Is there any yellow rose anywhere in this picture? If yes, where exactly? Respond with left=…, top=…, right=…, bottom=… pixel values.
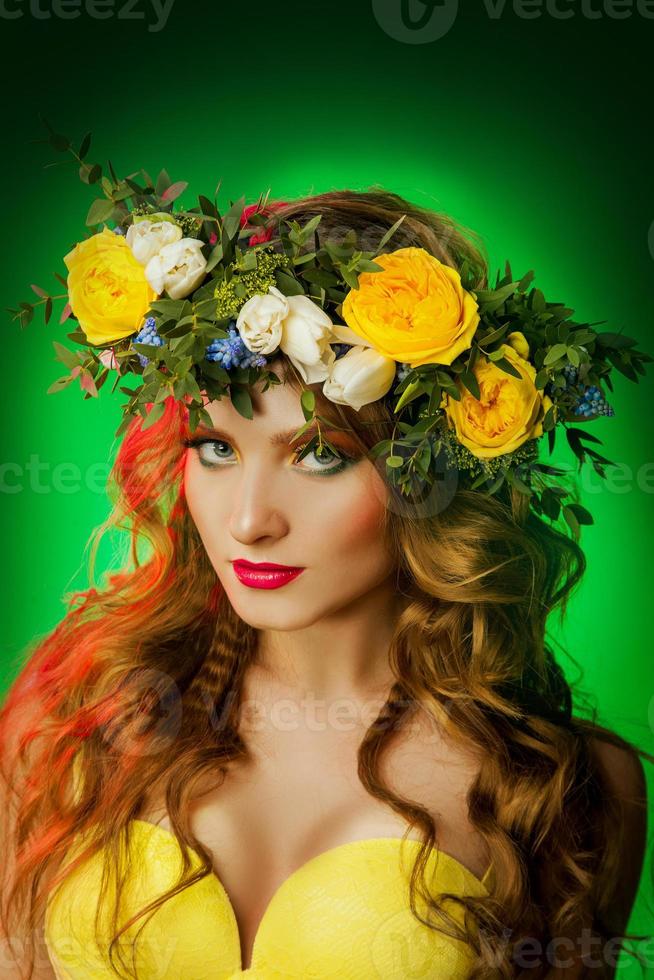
left=444, top=343, right=553, bottom=459
left=341, top=246, right=480, bottom=367
left=64, top=226, right=157, bottom=346
left=506, top=330, right=530, bottom=360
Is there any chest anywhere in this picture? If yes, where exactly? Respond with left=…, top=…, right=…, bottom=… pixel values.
left=137, top=709, right=489, bottom=969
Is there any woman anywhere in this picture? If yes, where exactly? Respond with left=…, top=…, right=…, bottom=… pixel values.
left=0, top=187, right=651, bottom=980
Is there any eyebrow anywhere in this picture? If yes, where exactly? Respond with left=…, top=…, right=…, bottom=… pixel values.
left=190, top=423, right=349, bottom=447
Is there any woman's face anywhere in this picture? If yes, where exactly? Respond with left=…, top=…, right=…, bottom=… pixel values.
left=183, top=370, right=395, bottom=631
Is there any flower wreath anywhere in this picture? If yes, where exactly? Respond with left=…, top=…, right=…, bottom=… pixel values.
left=11, top=121, right=653, bottom=537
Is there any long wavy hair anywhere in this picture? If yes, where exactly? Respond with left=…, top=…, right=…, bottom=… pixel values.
left=1, top=188, right=652, bottom=979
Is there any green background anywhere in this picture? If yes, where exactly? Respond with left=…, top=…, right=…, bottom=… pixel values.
left=1, top=0, right=652, bottom=972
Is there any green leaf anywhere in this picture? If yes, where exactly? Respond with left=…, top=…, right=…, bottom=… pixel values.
left=292, top=434, right=320, bottom=462
left=594, top=331, right=638, bottom=350
left=475, top=281, right=519, bottom=312
left=459, top=370, right=480, bottom=400
left=478, top=323, right=509, bottom=347
left=49, top=132, right=70, bottom=152
left=566, top=346, right=580, bottom=367
left=199, top=194, right=219, bottom=219
left=155, top=169, right=171, bottom=197
left=222, top=195, right=247, bottom=241
left=274, top=270, right=305, bottom=296
left=540, top=488, right=561, bottom=520
left=302, top=267, right=339, bottom=288
left=494, top=357, right=522, bottom=379
left=20, top=303, right=34, bottom=327
left=394, top=379, right=423, bottom=412
left=201, top=360, right=230, bottom=384
left=78, top=132, right=92, bottom=159
left=518, top=270, right=536, bottom=292
left=205, top=243, right=224, bottom=273
left=375, top=215, right=407, bottom=253
left=566, top=503, right=593, bottom=525
left=566, top=427, right=604, bottom=446
left=470, top=470, right=493, bottom=490
left=299, top=214, right=322, bottom=239
left=542, top=405, right=557, bottom=431
left=606, top=350, right=638, bottom=382
left=356, top=259, right=385, bottom=273
left=562, top=505, right=580, bottom=538
left=483, top=469, right=507, bottom=495
left=507, top=469, right=532, bottom=496
left=86, top=198, right=115, bottom=226
left=52, top=340, right=81, bottom=370
left=344, top=267, right=364, bottom=291
left=47, top=374, right=76, bottom=394
left=149, top=299, right=188, bottom=317
left=570, top=329, right=597, bottom=346
left=230, top=385, right=253, bottom=419
left=300, top=389, right=315, bottom=421
left=161, top=181, right=188, bottom=203
left=543, top=343, right=568, bottom=365
left=140, top=401, right=166, bottom=431
left=386, top=455, right=405, bottom=468
left=441, top=383, right=461, bottom=401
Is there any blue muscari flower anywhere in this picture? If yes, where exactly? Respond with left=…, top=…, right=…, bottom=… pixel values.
left=573, top=384, right=615, bottom=418
left=562, top=364, right=578, bottom=386
left=544, top=364, right=614, bottom=417
left=135, top=316, right=164, bottom=368
left=205, top=322, right=267, bottom=370
left=332, top=343, right=352, bottom=360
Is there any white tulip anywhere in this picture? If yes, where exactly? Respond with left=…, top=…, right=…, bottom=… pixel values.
left=330, top=322, right=376, bottom=349
left=322, top=346, right=396, bottom=411
left=278, top=294, right=338, bottom=383
left=236, top=286, right=289, bottom=356
left=145, top=238, right=208, bottom=300
left=125, top=218, right=182, bottom=266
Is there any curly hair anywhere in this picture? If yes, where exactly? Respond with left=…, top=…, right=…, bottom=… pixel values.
left=1, top=187, right=651, bottom=979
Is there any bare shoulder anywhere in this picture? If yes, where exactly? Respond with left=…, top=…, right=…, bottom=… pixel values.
left=586, top=729, right=649, bottom=934
left=587, top=731, right=648, bottom=804
left=381, top=706, right=492, bottom=875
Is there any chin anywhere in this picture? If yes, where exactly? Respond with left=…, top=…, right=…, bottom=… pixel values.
left=223, top=592, right=325, bottom=632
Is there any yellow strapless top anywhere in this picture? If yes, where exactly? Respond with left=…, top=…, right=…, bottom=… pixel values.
left=44, top=818, right=493, bottom=979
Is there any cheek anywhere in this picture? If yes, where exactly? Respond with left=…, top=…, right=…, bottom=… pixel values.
left=183, top=457, right=223, bottom=546
left=344, top=492, right=386, bottom=541
left=317, top=469, right=390, bottom=568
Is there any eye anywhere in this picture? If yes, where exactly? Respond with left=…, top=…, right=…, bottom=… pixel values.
left=182, top=436, right=356, bottom=476
left=292, top=442, right=353, bottom=476
left=183, top=438, right=237, bottom=468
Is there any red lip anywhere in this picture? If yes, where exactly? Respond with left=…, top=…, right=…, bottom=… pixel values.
left=231, top=559, right=305, bottom=590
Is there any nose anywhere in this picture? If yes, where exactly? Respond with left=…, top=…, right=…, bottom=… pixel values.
left=228, top=462, right=290, bottom=546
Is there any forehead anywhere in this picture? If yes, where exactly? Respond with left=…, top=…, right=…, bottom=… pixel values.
left=201, top=376, right=308, bottom=437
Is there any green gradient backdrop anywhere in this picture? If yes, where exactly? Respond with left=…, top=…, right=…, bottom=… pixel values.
left=1, top=1, right=653, bottom=973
